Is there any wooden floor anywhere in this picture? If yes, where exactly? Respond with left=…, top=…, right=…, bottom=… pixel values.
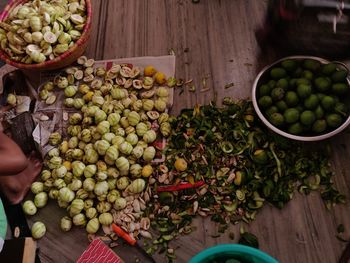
left=7, top=0, right=350, bottom=262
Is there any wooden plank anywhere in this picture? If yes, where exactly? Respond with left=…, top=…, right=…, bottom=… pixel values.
left=12, top=0, right=350, bottom=263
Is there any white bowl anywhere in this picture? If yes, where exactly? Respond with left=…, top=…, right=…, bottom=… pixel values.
left=252, top=56, right=350, bottom=141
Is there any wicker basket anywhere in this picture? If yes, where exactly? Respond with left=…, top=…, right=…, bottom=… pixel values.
left=0, top=0, right=92, bottom=71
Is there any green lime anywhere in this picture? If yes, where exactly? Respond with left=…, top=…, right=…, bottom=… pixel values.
left=285, top=91, right=299, bottom=106
left=292, top=67, right=303, bottom=78
left=289, top=78, right=298, bottom=88
left=296, top=105, right=304, bottom=113
left=276, top=100, right=288, bottom=112
left=269, top=112, right=284, bottom=127
left=265, top=106, right=279, bottom=117
left=304, top=94, right=319, bottom=109
left=331, top=95, right=340, bottom=103
left=270, top=67, right=287, bottom=79
left=314, top=105, right=325, bottom=119
left=284, top=108, right=300, bottom=124
left=259, top=84, right=272, bottom=96
left=317, top=93, right=326, bottom=100
left=253, top=149, right=269, bottom=164
left=296, top=78, right=310, bottom=86
left=314, top=77, right=331, bottom=92
left=302, top=70, right=313, bottom=81
left=303, top=59, right=321, bottom=72
left=312, top=119, right=327, bottom=133
left=258, top=96, right=273, bottom=109
left=288, top=122, right=303, bottom=135
left=334, top=102, right=348, bottom=117
left=332, top=70, right=348, bottom=83
left=332, top=83, right=349, bottom=95
left=271, top=87, right=285, bottom=101
left=276, top=78, right=289, bottom=90
left=321, top=96, right=335, bottom=111
left=281, top=59, right=298, bottom=72
left=300, top=110, right=316, bottom=125
left=326, top=113, right=343, bottom=128
left=297, top=84, right=312, bottom=98
left=267, top=80, right=276, bottom=88
left=321, top=63, right=337, bottom=75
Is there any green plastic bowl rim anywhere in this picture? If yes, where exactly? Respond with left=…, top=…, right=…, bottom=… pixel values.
left=188, top=244, right=279, bottom=263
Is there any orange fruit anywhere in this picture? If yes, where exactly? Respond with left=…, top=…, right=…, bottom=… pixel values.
left=155, top=71, right=167, bottom=85
left=174, top=158, right=187, bottom=172
left=144, top=66, right=156, bottom=77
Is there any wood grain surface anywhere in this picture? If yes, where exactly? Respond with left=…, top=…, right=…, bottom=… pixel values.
left=17, top=0, right=350, bottom=262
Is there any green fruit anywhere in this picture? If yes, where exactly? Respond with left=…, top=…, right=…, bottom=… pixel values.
left=332, top=83, right=349, bottom=95
left=314, top=77, right=331, bottom=92
left=284, top=108, right=300, bottom=124
left=270, top=67, right=287, bottom=79
left=288, top=122, right=303, bottom=135
left=265, top=106, right=278, bottom=117
left=302, top=70, right=313, bottom=81
left=300, top=110, right=316, bottom=125
left=259, top=84, right=271, bottom=96
left=321, top=63, right=337, bottom=75
left=258, top=96, right=272, bottom=109
left=276, top=78, right=289, bottom=90
left=276, top=100, right=288, bottom=112
left=269, top=112, right=284, bottom=127
left=326, top=114, right=343, bottom=128
left=303, top=59, right=321, bottom=72
left=297, top=84, right=312, bottom=98
left=321, top=96, right=335, bottom=111
left=304, top=94, right=319, bottom=109
left=332, top=70, right=348, bottom=83
left=296, top=78, right=310, bottom=86
left=281, top=59, right=298, bottom=71
left=335, top=102, right=348, bottom=117
left=292, top=67, right=303, bottom=78
left=317, top=93, right=326, bottom=101
left=289, top=78, right=298, bottom=88
left=312, top=119, right=327, bottom=133
left=267, top=80, right=276, bottom=88
left=296, top=105, right=304, bottom=113
left=314, top=105, right=324, bottom=119
left=285, top=91, right=299, bottom=106
left=271, top=87, right=285, bottom=101
left=253, top=149, right=269, bottom=164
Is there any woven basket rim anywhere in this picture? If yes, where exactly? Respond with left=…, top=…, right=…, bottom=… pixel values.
left=0, top=0, right=92, bottom=70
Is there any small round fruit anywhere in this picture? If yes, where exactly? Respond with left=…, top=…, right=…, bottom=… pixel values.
left=321, top=96, right=335, bottom=111
left=259, top=84, right=271, bottom=96
left=31, top=221, right=46, bottom=239
left=141, top=164, right=153, bottom=177
left=314, top=77, right=331, bottom=92
left=276, top=78, right=288, bottom=90
left=258, top=96, right=272, bottom=109
left=265, top=106, right=278, bottom=117
left=321, top=63, right=337, bottom=75
left=285, top=91, right=299, bottom=107
left=284, top=108, right=300, bottom=124
left=332, top=83, right=349, bottom=95
left=270, top=67, right=287, bottom=79
left=288, top=122, right=303, bottom=135
left=303, top=59, right=320, bottom=72
left=335, top=102, right=348, bottom=116
left=174, top=158, right=188, bottom=172
left=297, top=84, right=312, bottom=98
left=281, top=59, right=298, bottom=72
left=276, top=100, right=288, bottom=112
left=303, top=94, right=319, bottom=109
left=271, top=88, right=285, bottom=101
left=326, top=114, right=343, bottom=128
left=302, top=70, right=313, bottom=80
left=269, top=112, right=284, bottom=127
left=144, top=66, right=156, bottom=76
left=332, top=70, right=348, bottom=83
left=300, top=110, right=316, bottom=126
left=154, top=72, right=166, bottom=85
left=312, top=119, right=327, bottom=133
left=314, top=105, right=325, bottom=119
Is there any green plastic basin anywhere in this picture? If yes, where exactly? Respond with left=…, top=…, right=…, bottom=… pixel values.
left=189, top=244, right=279, bottom=263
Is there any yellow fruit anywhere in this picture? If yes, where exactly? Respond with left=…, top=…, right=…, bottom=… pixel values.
left=63, top=161, right=72, bottom=171
left=155, top=71, right=166, bottom=85
left=144, top=66, right=156, bottom=77
left=142, top=164, right=153, bottom=177
left=83, top=91, right=94, bottom=102
left=174, top=158, right=187, bottom=172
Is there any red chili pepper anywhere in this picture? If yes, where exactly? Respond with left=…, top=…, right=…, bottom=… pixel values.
left=157, top=180, right=205, bottom=192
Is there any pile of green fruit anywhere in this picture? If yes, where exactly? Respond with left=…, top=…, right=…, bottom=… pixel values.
left=256, top=58, right=350, bottom=136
